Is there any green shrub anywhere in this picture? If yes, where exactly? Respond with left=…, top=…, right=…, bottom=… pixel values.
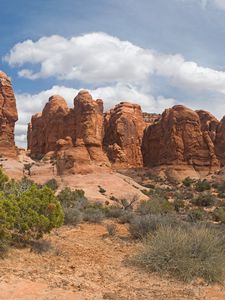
left=182, top=177, right=194, bottom=187
left=0, top=168, right=9, bottom=190
left=118, top=210, right=134, bottom=224
left=213, top=207, right=225, bottom=223
left=58, top=188, right=88, bottom=211
left=137, top=198, right=174, bottom=215
left=214, top=182, right=225, bottom=193
left=106, top=224, right=117, bottom=236
left=173, top=199, right=185, bottom=212
left=195, top=180, right=211, bottom=192
left=188, top=208, right=207, bottom=222
left=30, top=239, right=52, bottom=254
left=0, top=239, right=9, bottom=258
left=134, top=225, right=225, bottom=283
left=129, top=214, right=180, bottom=239
left=64, top=207, right=83, bottom=225
left=14, top=185, right=64, bottom=240
left=192, top=193, right=215, bottom=207
left=44, top=179, right=58, bottom=191
left=3, top=177, right=35, bottom=198
left=83, top=208, right=104, bottom=223
left=105, top=207, right=124, bottom=218
left=0, top=194, right=19, bottom=241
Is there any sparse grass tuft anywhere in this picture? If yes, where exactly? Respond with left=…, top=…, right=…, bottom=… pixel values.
left=134, top=225, right=225, bottom=283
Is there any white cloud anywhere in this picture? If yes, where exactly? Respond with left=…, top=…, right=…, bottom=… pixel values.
left=5, top=33, right=154, bottom=84
left=15, top=84, right=175, bottom=148
left=6, top=32, right=225, bottom=147
left=154, top=53, right=225, bottom=93
left=5, top=32, right=225, bottom=95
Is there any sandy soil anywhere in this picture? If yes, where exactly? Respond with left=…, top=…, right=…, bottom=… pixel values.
left=1, top=223, right=225, bottom=300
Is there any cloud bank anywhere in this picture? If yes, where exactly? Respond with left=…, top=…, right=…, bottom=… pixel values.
left=4, top=32, right=225, bottom=147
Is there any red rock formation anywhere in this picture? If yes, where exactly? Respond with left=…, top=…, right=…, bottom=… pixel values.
left=28, top=95, right=72, bottom=158
left=73, top=90, right=108, bottom=163
left=215, top=116, right=225, bottom=166
left=196, top=110, right=219, bottom=142
left=142, top=105, right=220, bottom=175
left=142, top=112, right=161, bottom=125
left=0, top=71, right=18, bottom=157
left=103, top=102, right=146, bottom=168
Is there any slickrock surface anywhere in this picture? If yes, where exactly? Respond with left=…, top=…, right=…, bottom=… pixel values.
left=0, top=71, right=18, bottom=157
left=142, top=105, right=220, bottom=178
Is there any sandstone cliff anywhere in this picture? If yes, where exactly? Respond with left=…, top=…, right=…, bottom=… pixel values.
left=142, top=105, right=220, bottom=176
left=0, top=71, right=18, bottom=157
left=103, top=102, right=146, bottom=168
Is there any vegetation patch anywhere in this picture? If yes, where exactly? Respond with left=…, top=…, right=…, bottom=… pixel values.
left=134, top=225, right=225, bottom=283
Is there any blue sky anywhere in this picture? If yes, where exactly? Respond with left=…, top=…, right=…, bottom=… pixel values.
left=1, top=0, right=225, bottom=147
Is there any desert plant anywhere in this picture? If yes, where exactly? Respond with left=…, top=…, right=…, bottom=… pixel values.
left=118, top=210, right=134, bottom=224
left=63, top=207, right=83, bottom=225
left=29, top=239, right=52, bottom=254
left=134, top=225, right=225, bottom=283
left=0, top=168, right=9, bottom=190
left=187, top=208, right=207, bottom=222
left=0, top=239, right=9, bottom=258
left=13, top=185, right=64, bottom=240
left=58, top=187, right=88, bottom=210
left=106, top=224, right=117, bottom=236
left=105, top=207, right=124, bottom=218
left=83, top=208, right=104, bottom=223
left=195, top=180, right=211, bottom=192
left=213, top=207, right=225, bottom=223
left=182, top=177, right=194, bottom=187
left=44, top=178, right=58, bottom=191
left=192, top=193, right=215, bottom=207
left=137, top=197, right=174, bottom=215
left=129, top=214, right=180, bottom=239
left=173, top=199, right=185, bottom=212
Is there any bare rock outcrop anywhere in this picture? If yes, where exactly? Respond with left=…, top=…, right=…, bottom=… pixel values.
left=142, top=105, right=220, bottom=176
left=215, top=116, right=225, bottom=167
left=142, top=112, right=161, bottom=125
left=73, top=90, right=108, bottom=163
left=28, top=95, right=72, bottom=158
left=103, top=102, right=146, bottom=168
left=0, top=71, right=18, bottom=157
left=196, top=110, right=219, bottom=142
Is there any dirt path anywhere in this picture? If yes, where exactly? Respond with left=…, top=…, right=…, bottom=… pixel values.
left=1, top=223, right=225, bottom=300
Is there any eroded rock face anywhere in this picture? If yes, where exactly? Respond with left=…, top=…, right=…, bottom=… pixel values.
left=28, top=95, right=71, bottom=158
left=28, top=90, right=225, bottom=178
left=196, top=110, right=219, bottom=143
left=215, top=116, right=225, bottom=167
left=142, top=112, right=161, bottom=125
left=0, top=71, right=18, bottom=157
left=103, top=102, right=146, bottom=168
left=74, top=90, right=108, bottom=163
left=142, top=105, right=220, bottom=175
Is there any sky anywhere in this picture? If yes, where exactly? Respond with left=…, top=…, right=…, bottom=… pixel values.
left=1, top=0, right=225, bottom=147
